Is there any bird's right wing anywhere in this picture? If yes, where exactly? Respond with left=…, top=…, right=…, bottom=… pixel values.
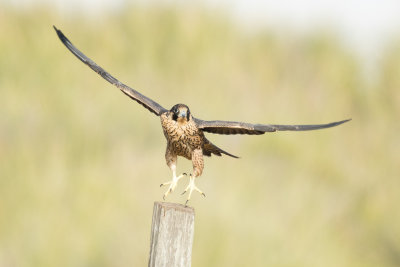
left=193, top=118, right=351, bottom=135
left=53, top=26, right=168, bottom=116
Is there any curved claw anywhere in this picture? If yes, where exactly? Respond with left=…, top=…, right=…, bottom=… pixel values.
left=160, top=173, right=187, bottom=199
left=182, top=175, right=205, bottom=204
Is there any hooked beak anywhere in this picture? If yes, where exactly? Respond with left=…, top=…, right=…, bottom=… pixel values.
left=179, top=110, right=187, bottom=118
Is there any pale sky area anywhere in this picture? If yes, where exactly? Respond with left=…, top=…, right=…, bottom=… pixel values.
left=8, top=0, right=400, bottom=73
left=229, top=0, right=400, bottom=64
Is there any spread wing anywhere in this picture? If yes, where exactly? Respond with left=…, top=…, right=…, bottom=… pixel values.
left=53, top=26, right=167, bottom=116
left=193, top=118, right=351, bottom=135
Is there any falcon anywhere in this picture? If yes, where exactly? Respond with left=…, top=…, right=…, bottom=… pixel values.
left=53, top=26, right=350, bottom=204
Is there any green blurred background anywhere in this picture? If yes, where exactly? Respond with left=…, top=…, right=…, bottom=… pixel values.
left=1, top=2, right=399, bottom=267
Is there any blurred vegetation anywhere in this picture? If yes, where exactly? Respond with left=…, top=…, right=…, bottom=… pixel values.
left=0, top=4, right=399, bottom=267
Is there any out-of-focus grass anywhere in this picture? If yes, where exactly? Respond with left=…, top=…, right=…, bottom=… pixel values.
left=0, top=5, right=399, bottom=267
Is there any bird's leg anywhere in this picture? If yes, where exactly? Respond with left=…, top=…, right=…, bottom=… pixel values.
left=160, top=165, right=187, bottom=200
left=182, top=149, right=206, bottom=205
left=181, top=174, right=206, bottom=205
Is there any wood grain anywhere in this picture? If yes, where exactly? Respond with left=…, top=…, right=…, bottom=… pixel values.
left=148, top=202, right=195, bottom=267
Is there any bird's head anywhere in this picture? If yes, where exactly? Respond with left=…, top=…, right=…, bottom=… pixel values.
left=170, top=104, right=191, bottom=123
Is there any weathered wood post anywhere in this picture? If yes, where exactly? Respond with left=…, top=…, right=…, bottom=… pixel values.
left=148, top=202, right=195, bottom=267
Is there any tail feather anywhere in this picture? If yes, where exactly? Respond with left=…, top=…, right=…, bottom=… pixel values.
left=203, top=139, right=239, bottom=158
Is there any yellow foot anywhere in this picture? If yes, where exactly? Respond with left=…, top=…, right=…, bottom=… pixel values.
left=160, top=173, right=187, bottom=200
left=181, top=175, right=206, bottom=205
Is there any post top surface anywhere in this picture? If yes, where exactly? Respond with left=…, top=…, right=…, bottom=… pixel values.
left=154, top=201, right=195, bottom=214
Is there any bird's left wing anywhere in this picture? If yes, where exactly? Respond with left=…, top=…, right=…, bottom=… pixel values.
left=193, top=118, right=351, bottom=135
left=53, top=26, right=168, bottom=116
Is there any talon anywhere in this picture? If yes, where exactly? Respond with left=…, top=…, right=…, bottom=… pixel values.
left=182, top=175, right=206, bottom=203
left=160, top=181, right=171, bottom=187
left=160, top=172, right=187, bottom=199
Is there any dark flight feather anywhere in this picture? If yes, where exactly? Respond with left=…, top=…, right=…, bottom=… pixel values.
left=203, top=140, right=239, bottom=158
left=53, top=26, right=167, bottom=116
left=194, top=118, right=351, bottom=135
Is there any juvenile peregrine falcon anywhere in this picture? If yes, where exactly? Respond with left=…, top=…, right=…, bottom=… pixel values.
left=54, top=26, right=350, bottom=204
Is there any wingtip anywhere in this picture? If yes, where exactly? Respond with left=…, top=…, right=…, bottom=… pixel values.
left=53, top=25, right=65, bottom=41
left=53, top=25, right=61, bottom=35
left=328, top=118, right=351, bottom=128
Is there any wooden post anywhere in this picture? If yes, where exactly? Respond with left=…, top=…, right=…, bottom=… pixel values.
left=148, top=202, right=195, bottom=267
